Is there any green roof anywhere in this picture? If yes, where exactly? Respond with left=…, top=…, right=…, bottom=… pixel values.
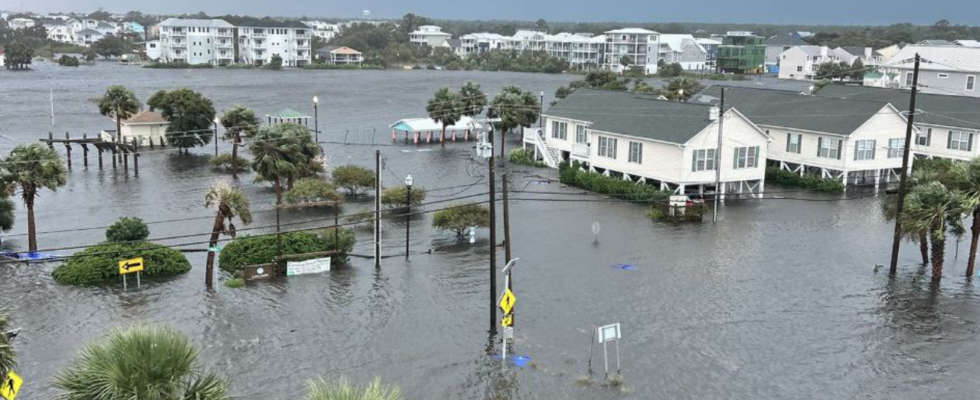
left=545, top=89, right=714, bottom=145
left=267, top=108, right=310, bottom=119
left=816, top=84, right=980, bottom=129
left=697, top=86, right=893, bottom=135
left=864, top=72, right=884, bottom=79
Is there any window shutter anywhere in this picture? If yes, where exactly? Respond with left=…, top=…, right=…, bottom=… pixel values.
left=734, top=148, right=739, bottom=169
left=836, top=140, right=843, bottom=160
left=817, top=137, right=823, bottom=156
left=854, top=141, right=859, bottom=160
left=927, top=129, right=932, bottom=146
left=786, top=133, right=791, bottom=152
left=692, top=150, right=697, bottom=172
left=970, top=133, right=975, bottom=152
left=871, top=140, right=876, bottom=160
left=948, top=131, right=953, bottom=149
left=754, top=146, right=760, bottom=167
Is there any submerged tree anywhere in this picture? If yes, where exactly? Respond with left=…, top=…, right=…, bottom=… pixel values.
left=204, top=184, right=252, bottom=289
left=426, top=87, right=463, bottom=147
left=432, top=203, right=490, bottom=239
left=0, top=144, right=68, bottom=252
left=331, top=165, right=376, bottom=196
left=148, top=89, right=217, bottom=151
left=219, top=105, right=261, bottom=179
left=458, top=82, right=487, bottom=117
left=98, top=85, right=141, bottom=146
left=899, top=182, right=969, bottom=282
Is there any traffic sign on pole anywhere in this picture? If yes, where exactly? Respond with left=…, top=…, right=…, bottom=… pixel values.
left=118, top=258, right=144, bottom=275
left=1, top=370, right=23, bottom=400
left=498, top=289, right=515, bottom=314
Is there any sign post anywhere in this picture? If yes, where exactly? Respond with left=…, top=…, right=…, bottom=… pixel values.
left=118, top=257, right=144, bottom=290
left=596, top=323, right=622, bottom=377
left=1, top=370, right=23, bottom=400
left=498, top=259, right=519, bottom=364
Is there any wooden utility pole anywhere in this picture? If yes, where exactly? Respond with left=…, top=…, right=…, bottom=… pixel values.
left=489, top=129, right=498, bottom=335
left=890, top=53, right=921, bottom=275
left=713, top=88, right=725, bottom=223
left=375, top=150, right=382, bottom=268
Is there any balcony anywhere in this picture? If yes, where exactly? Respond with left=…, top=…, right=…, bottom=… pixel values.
left=571, top=143, right=590, bottom=160
left=251, top=32, right=267, bottom=38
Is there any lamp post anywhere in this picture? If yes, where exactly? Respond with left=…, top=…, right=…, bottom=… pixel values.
left=405, top=174, right=413, bottom=260
left=678, top=89, right=685, bottom=102
left=212, top=117, right=220, bottom=156
left=808, top=85, right=815, bottom=96
left=313, top=95, right=320, bottom=142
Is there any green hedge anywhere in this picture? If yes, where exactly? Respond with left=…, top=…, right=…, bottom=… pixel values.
left=302, top=63, right=385, bottom=70
left=52, top=242, right=191, bottom=285
left=765, top=167, right=844, bottom=193
left=144, top=61, right=214, bottom=69
left=508, top=149, right=547, bottom=167
left=218, top=229, right=355, bottom=273
left=559, top=161, right=671, bottom=202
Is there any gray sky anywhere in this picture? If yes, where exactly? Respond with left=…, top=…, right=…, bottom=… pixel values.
left=4, top=0, right=979, bottom=25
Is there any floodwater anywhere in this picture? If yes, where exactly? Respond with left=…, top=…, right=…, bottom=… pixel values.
left=2, top=63, right=979, bottom=400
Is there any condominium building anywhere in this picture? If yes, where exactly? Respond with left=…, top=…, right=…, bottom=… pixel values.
left=460, top=32, right=511, bottom=55
left=716, top=32, right=766, bottom=74
left=410, top=25, right=452, bottom=47
left=302, top=20, right=340, bottom=41
left=545, top=32, right=605, bottom=69
left=236, top=22, right=313, bottom=67
left=156, top=18, right=236, bottom=66
left=603, top=28, right=661, bottom=74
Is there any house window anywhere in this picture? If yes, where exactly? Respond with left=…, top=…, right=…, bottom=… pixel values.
left=575, top=125, right=587, bottom=144
left=916, top=128, right=932, bottom=146
left=551, top=121, right=567, bottom=140
left=797, top=66, right=803, bottom=72
left=628, top=142, right=642, bottom=164
left=968, top=76, right=977, bottom=91
left=733, top=146, right=759, bottom=169
left=938, top=73, right=949, bottom=79
left=597, top=136, right=618, bottom=159
left=854, top=140, right=876, bottom=160
left=906, top=72, right=914, bottom=87
left=948, top=131, right=973, bottom=151
left=786, top=133, right=802, bottom=154
left=888, top=138, right=905, bottom=158
left=692, top=149, right=717, bottom=172
left=817, top=137, right=841, bottom=159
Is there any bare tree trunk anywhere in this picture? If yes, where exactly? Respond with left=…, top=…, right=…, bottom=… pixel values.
left=26, top=194, right=36, bottom=252
left=441, top=125, right=446, bottom=148
left=205, top=213, right=223, bottom=289
left=274, top=179, right=283, bottom=205
left=931, top=221, right=945, bottom=283
left=920, top=231, right=930, bottom=265
left=231, top=131, right=239, bottom=180
left=968, top=206, right=980, bottom=277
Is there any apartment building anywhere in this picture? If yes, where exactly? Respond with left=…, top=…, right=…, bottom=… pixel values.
left=410, top=25, right=452, bottom=47
left=236, top=22, right=312, bottom=67
left=603, top=28, right=660, bottom=74
left=302, top=20, right=340, bottom=41
left=156, top=18, right=236, bottom=66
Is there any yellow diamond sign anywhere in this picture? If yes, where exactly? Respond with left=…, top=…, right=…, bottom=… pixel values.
left=498, top=288, right=515, bottom=314
left=501, top=314, right=513, bottom=327
left=1, top=370, right=23, bottom=400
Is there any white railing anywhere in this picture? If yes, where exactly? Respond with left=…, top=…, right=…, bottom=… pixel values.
left=572, top=143, right=589, bottom=159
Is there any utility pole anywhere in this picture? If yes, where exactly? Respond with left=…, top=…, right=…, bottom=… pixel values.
left=489, top=128, right=498, bottom=335
left=405, top=174, right=414, bottom=260
left=889, top=53, right=921, bottom=275
left=713, top=88, right=725, bottom=223
left=375, top=150, right=382, bottom=268
left=539, top=91, right=544, bottom=128
left=503, top=172, right=513, bottom=327
left=213, top=120, right=219, bottom=156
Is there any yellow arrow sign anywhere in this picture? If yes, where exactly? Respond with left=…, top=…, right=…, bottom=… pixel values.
left=1, top=370, right=23, bottom=400
left=501, top=314, right=513, bottom=327
left=498, top=288, right=515, bottom=314
left=118, top=257, right=144, bottom=275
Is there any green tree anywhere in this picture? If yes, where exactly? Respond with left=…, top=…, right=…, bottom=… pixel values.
left=0, top=308, right=14, bottom=377
left=286, top=177, right=343, bottom=205
left=301, top=377, right=402, bottom=400
left=0, top=193, right=13, bottom=244
left=619, top=55, right=632, bottom=69
left=266, top=54, right=283, bottom=70
left=204, top=184, right=252, bottom=288
left=432, top=203, right=490, bottom=239
left=426, top=87, right=463, bottom=147
left=219, top=105, right=260, bottom=179
left=899, top=182, right=970, bottom=282
left=534, top=19, right=549, bottom=32
left=664, top=77, right=703, bottom=101
left=57, top=55, right=80, bottom=66
left=98, top=85, right=140, bottom=146
left=92, top=34, right=134, bottom=59
left=249, top=124, right=308, bottom=205
left=1, top=144, right=68, bottom=252
left=957, top=158, right=980, bottom=276
left=380, top=185, right=426, bottom=208
left=458, top=82, right=487, bottom=117
left=53, top=323, right=230, bottom=400
left=331, top=165, right=376, bottom=196
left=148, top=89, right=217, bottom=151
left=105, top=216, right=149, bottom=242
left=397, top=13, right=433, bottom=42
left=489, top=85, right=540, bottom=159
left=3, top=42, right=33, bottom=70
left=850, top=59, right=866, bottom=81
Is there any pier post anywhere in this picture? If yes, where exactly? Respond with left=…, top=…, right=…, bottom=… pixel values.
left=98, top=148, right=103, bottom=170
left=64, top=132, right=72, bottom=169
left=123, top=148, right=128, bottom=171
left=47, top=132, right=54, bottom=150
left=112, top=148, right=117, bottom=169
left=82, top=133, right=89, bottom=168
left=133, top=139, right=140, bottom=176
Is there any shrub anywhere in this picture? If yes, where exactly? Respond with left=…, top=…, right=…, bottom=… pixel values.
left=105, top=217, right=149, bottom=242
left=647, top=208, right=665, bottom=221
left=765, top=167, right=845, bottom=193
left=286, top=177, right=343, bottom=205
left=223, top=63, right=255, bottom=69
left=52, top=242, right=191, bottom=285
left=144, top=61, right=214, bottom=69
left=209, top=152, right=250, bottom=171
left=508, top=148, right=547, bottom=167
left=263, top=54, right=283, bottom=70
left=217, top=229, right=355, bottom=273
left=57, top=55, right=80, bottom=67
left=558, top=161, right=672, bottom=202
left=302, top=377, right=402, bottom=400
left=332, top=165, right=376, bottom=196
left=380, top=185, right=426, bottom=208
left=302, top=63, right=384, bottom=70
left=432, top=203, right=490, bottom=238
left=224, top=278, right=245, bottom=288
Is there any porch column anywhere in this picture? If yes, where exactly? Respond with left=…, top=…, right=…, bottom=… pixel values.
left=758, top=180, right=765, bottom=199
left=677, top=184, right=686, bottom=195
left=720, top=183, right=726, bottom=203
left=874, top=169, right=881, bottom=191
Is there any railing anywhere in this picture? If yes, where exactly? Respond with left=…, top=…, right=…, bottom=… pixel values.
left=572, top=143, right=589, bottom=159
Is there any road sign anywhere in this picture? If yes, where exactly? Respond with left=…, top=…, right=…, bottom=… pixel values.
left=118, top=258, right=144, bottom=275
left=498, top=288, right=515, bottom=314
left=501, top=314, right=513, bottom=327
left=597, top=323, right=621, bottom=343
left=1, top=370, right=22, bottom=400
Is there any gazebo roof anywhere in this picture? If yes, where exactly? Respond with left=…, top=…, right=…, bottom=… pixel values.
left=389, top=116, right=484, bottom=133
left=267, top=108, right=311, bottom=119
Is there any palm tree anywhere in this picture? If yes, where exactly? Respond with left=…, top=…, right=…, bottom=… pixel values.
left=883, top=158, right=959, bottom=265
left=458, top=82, right=487, bottom=117
left=219, top=105, right=260, bottom=180
left=98, top=85, right=140, bottom=147
left=282, top=124, right=324, bottom=187
left=54, top=323, right=230, bottom=400
left=426, top=87, right=463, bottom=148
left=957, top=158, right=980, bottom=276
left=0, top=308, right=14, bottom=377
left=0, top=144, right=68, bottom=252
left=250, top=126, right=299, bottom=205
left=489, top=86, right=540, bottom=160
left=302, top=377, right=402, bottom=400
left=205, top=184, right=252, bottom=289
left=0, top=195, right=14, bottom=245
left=899, top=182, right=970, bottom=282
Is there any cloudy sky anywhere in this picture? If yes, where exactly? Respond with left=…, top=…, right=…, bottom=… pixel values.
left=4, top=0, right=979, bottom=25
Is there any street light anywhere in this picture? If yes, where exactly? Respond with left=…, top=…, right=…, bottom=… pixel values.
left=678, top=89, right=685, bottom=102
left=313, top=95, right=320, bottom=142
left=405, top=174, right=414, bottom=260
left=809, top=85, right=815, bottom=96
left=212, top=117, right=221, bottom=156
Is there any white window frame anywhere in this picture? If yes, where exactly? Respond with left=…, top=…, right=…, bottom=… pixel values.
left=888, top=138, right=905, bottom=158
left=786, top=133, right=801, bottom=154
left=628, top=141, right=642, bottom=164
left=692, top=149, right=716, bottom=172
left=916, top=128, right=931, bottom=146
left=854, top=140, right=875, bottom=161
left=949, top=131, right=972, bottom=151
left=551, top=121, right=567, bottom=140
left=597, top=136, right=617, bottom=159
left=905, top=72, right=914, bottom=87
left=575, top=125, right=587, bottom=144
left=818, top=137, right=840, bottom=159
left=733, top=146, right=759, bottom=169
left=968, top=75, right=977, bottom=91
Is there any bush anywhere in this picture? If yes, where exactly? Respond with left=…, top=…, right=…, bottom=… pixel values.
left=303, top=63, right=385, bottom=70
left=647, top=208, right=665, bottom=221
left=209, top=152, right=250, bottom=171
left=52, top=242, right=191, bottom=285
left=263, top=54, right=283, bottom=70
left=332, top=165, right=376, bottom=196
left=286, top=177, right=343, bottom=205
left=432, top=203, right=490, bottom=238
left=224, top=278, right=245, bottom=288
left=558, top=161, right=672, bottom=202
left=380, top=185, right=426, bottom=208
left=302, top=377, right=402, bottom=400
left=58, top=55, right=80, bottom=67
left=223, top=63, right=255, bottom=69
left=105, top=217, right=150, bottom=242
left=218, top=229, right=355, bottom=273
left=144, top=61, right=214, bottom=69
left=765, top=167, right=845, bottom=193
left=508, top=148, right=547, bottom=167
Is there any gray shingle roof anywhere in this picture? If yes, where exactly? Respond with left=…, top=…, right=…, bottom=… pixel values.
left=816, top=84, right=980, bottom=129
left=697, top=86, right=893, bottom=135
left=544, top=89, right=714, bottom=145
left=155, top=18, right=234, bottom=28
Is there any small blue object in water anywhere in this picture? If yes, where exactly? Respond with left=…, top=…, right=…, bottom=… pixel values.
left=512, top=355, right=531, bottom=368
left=611, top=264, right=634, bottom=271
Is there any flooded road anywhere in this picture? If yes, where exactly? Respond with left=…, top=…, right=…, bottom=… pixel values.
left=1, top=64, right=978, bottom=399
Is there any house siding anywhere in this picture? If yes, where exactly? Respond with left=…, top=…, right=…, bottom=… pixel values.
left=896, top=69, right=979, bottom=98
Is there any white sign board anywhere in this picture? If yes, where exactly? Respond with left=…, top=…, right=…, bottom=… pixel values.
left=286, top=257, right=331, bottom=276
left=597, top=323, right=621, bottom=343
